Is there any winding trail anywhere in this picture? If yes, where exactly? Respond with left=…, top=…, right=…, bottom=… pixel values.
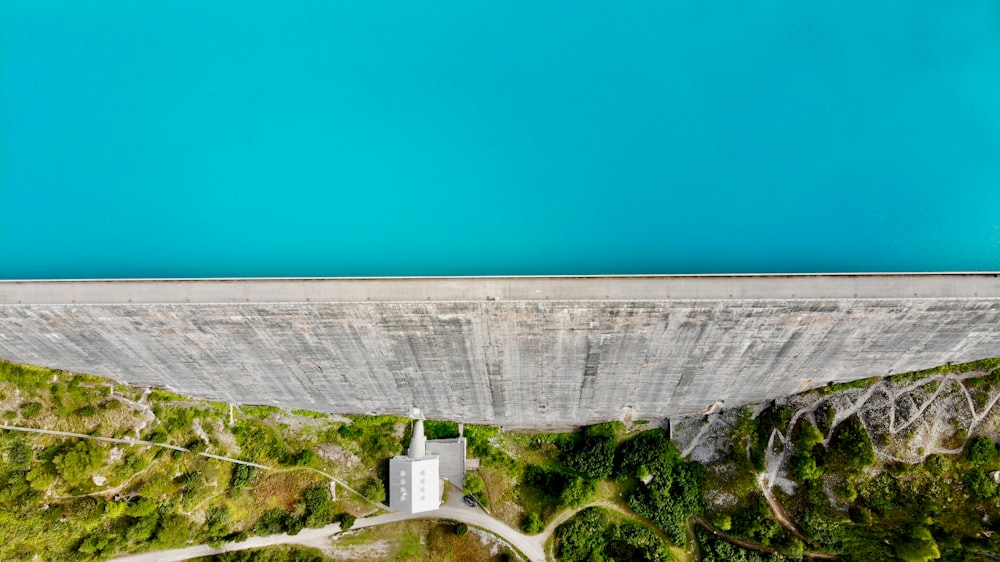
left=688, top=516, right=839, bottom=561
left=0, top=423, right=270, bottom=468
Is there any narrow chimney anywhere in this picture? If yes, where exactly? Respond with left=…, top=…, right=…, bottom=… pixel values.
left=409, top=418, right=426, bottom=459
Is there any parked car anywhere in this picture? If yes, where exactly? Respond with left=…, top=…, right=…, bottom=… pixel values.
left=463, top=494, right=477, bottom=507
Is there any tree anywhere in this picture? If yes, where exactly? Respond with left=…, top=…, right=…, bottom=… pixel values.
left=301, top=484, right=334, bottom=528
left=155, top=513, right=193, bottom=547
left=615, top=429, right=674, bottom=478
left=563, top=427, right=616, bottom=479
left=791, top=453, right=823, bottom=481
left=828, top=416, right=875, bottom=471
left=53, top=439, right=106, bottom=484
left=555, top=507, right=612, bottom=562
left=895, top=524, right=940, bottom=562
left=796, top=421, right=824, bottom=452
left=454, top=522, right=468, bottom=536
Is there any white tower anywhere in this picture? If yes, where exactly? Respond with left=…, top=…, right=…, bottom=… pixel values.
left=388, top=409, right=440, bottom=513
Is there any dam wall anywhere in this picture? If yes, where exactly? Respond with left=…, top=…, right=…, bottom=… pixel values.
left=1, top=275, right=998, bottom=429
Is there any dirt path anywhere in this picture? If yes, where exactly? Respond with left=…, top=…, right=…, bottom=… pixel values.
left=757, top=473, right=810, bottom=542
left=688, top=515, right=839, bottom=560
left=0, top=423, right=270, bottom=469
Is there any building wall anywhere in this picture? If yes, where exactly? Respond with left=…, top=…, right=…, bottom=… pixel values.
left=1, top=275, right=998, bottom=429
left=389, top=456, right=440, bottom=514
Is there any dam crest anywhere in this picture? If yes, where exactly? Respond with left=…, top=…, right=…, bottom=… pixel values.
left=1, top=274, right=998, bottom=429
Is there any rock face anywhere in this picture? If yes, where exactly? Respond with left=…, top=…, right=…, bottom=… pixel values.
left=1, top=275, right=999, bottom=429
left=673, top=364, right=1000, bottom=502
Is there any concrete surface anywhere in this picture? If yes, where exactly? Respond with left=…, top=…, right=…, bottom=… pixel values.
left=1, top=274, right=999, bottom=429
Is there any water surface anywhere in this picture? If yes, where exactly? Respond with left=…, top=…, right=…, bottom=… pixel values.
left=2, top=2, right=999, bottom=278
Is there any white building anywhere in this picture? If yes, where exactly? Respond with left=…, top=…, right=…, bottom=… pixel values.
left=388, top=413, right=441, bottom=514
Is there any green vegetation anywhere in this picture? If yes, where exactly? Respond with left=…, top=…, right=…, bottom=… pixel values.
left=554, top=507, right=673, bottom=562
left=617, top=428, right=703, bottom=545
left=0, top=360, right=383, bottom=560
left=561, top=422, right=622, bottom=479
left=6, top=356, right=1000, bottom=562
left=696, top=529, right=781, bottom=562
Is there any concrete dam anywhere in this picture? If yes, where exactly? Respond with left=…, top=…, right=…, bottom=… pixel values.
left=0, top=274, right=998, bottom=429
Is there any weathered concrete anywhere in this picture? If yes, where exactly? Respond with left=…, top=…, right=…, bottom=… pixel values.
left=0, top=275, right=998, bottom=429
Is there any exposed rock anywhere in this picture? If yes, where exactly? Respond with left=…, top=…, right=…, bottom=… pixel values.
left=316, top=443, right=362, bottom=469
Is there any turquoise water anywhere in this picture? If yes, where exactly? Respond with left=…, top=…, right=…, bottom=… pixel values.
left=2, top=2, right=999, bottom=279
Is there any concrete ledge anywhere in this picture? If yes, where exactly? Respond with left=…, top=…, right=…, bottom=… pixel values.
left=2, top=273, right=999, bottom=304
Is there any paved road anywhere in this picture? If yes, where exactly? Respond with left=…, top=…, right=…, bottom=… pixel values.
left=112, top=491, right=546, bottom=562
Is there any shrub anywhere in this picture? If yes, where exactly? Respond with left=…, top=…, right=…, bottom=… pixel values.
left=965, top=468, right=997, bottom=499
left=254, top=508, right=292, bottom=535
left=76, top=405, right=97, bottom=417
left=711, top=514, right=732, bottom=531
left=966, top=437, right=998, bottom=465
left=424, top=420, right=460, bottom=439
left=125, top=497, right=158, bottom=517
left=293, top=449, right=318, bottom=467
left=335, top=512, right=356, bottom=531
left=730, top=492, right=782, bottom=546
left=204, top=505, right=232, bottom=538
left=26, top=466, right=55, bottom=491
left=454, top=522, right=468, bottom=536
left=20, top=401, right=42, bottom=418
left=464, top=472, right=485, bottom=496
left=232, top=420, right=291, bottom=463
left=523, top=464, right=567, bottom=501
left=559, top=476, right=597, bottom=508
left=230, top=464, right=256, bottom=489
left=363, top=478, right=386, bottom=503
left=626, top=458, right=703, bottom=545
left=523, top=512, right=544, bottom=534
left=895, top=524, right=940, bottom=562
left=608, top=522, right=673, bottom=562
left=155, top=513, right=193, bottom=547
left=925, top=454, right=951, bottom=475
left=6, top=441, right=32, bottom=467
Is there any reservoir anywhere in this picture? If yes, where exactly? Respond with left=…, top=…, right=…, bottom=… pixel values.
left=2, top=2, right=999, bottom=279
